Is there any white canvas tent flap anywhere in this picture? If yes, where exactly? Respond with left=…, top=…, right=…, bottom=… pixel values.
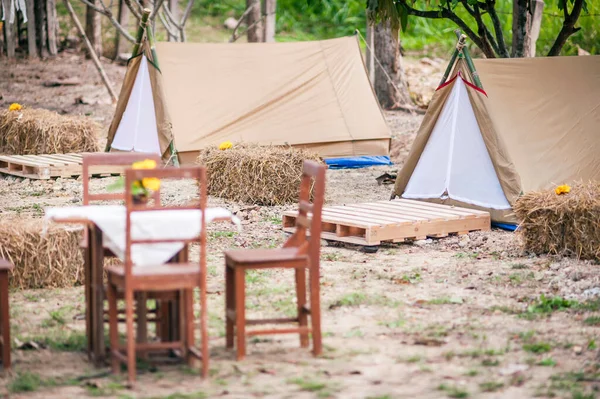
left=111, top=56, right=162, bottom=154
left=403, top=75, right=511, bottom=210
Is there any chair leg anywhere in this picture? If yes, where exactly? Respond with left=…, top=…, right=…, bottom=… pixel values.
left=234, top=268, right=246, bottom=361
left=184, top=289, right=195, bottom=367
left=0, top=272, right=10, bottom=370
left=309, top=270, right=322, bottom=356
left=295, top=268, right=309, bottom=348
left=200, top=285, right=209, bottom=378
left=225, top=265, right=234, bottom=349
left=107, top=281, right=120, bottom=374
left=125, top=288, right=136, bottom=385
left=136, top=292, right=148, bottom=360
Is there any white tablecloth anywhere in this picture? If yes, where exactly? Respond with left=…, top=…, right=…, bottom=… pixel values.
left=44, top=205, right=241, bottom=267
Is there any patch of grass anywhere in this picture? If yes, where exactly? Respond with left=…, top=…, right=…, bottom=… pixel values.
left=454, top=252, right=478, bottom=259
left=41, top=307, right=70, bottom=328
left=481, top=358, right=500, bottom=367
left=42, top=331, right=87, bottom=352
left=150, top=393, right=207, bottom=399
left=537, top=357, right=557, bottom=367
left=8, top=372, right=43, bottom=393
left=406, top=355, right=422, bottom=363
left=523, top=342, right=552, bottom=354
left=209, top=231, right=235, bottom=239
left=343, top=328, right=365, bottom=338
left=330, top=293, right=398, bottom=308
left=542, top=371, right=600, bottom=399
left=397, top=272, right=422, bottom=284
left=479, top=381, right=504, bottom=392
left=588, top=339, right=597, bottom=350
left=465, top=369, right=479, bottom=377
left=288, top=377, right=327, bottom=392
left=511, top=263, right=529, bottom=269
left=523, top=294, right=578, bottom=317
left=427, top=296, right=464, bottom=305
left=86, top=381, right=126, bottom=397
left=444, top=351, right=456, bottom=360
left=23, top=292, right=41, bottom=302
left=438, top=383, right=470, bottom=398
left=380, top=315, right=405, bottom=329
left=323, top=252, right=341, bottom=262
left=584, top=316, right=600, bottom=326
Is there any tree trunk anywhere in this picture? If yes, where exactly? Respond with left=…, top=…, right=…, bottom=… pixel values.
left=112, top=0, right=129, bottom=58
left=26, top=0, right=38, bottom=58
left=366, top=22, right=375, bottom=84
left=85, top=0, right=102, bottom=58
left=245, top=0, right=262, bottom=42
left=262, top=0, right=276, bottom=42
left=373, top=21, right=411, bottom=110
left=523, top=0, right=544, bottom=57
left=46, top=0, right=58, bottom=56
left=2, top=0, right=16, bottom=59
left=512, top=0, right=529, bottom=57
left=167, top=0, right=179, bottom=41
left=34, top=0, right=47, bottom=58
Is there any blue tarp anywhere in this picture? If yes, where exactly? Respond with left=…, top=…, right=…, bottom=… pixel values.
left=324, top=155, right=393, bottom=169
left=492, top=222, right=517, bottom=231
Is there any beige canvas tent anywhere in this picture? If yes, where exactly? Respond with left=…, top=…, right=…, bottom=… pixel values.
left=106, top=35, right=391, bottom=164
left=393, top=54, right=600, bottom=224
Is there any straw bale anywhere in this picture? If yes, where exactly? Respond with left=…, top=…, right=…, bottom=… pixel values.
left=0, top=108, right=99, bottom=155
left=197, top=143, right=324, bottom=205
left=514, top=181, right=600, bottom=262
left=0, top=219, right=85, bottom=289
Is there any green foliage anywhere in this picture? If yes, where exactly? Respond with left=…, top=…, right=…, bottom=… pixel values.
left=193, top=0, right=599, bottom=55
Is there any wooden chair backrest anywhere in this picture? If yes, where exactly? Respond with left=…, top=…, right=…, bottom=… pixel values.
left=82, top=153, right=162, bottom=205
left=284, top=161, right=326, bottom=267
left=123, top=166, right=207, bottom=281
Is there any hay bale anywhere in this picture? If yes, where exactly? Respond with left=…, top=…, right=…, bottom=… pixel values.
left=197, top=143, right=324, bottom=205
left=0, top=219, right=84, bottom=289
left=514, top=181, right=600, bottom=262
left=0, top=107, right=99, bottom=155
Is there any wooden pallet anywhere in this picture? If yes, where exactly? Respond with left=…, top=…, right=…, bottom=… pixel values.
left=282, top=199, right=491, bottom=246
left=0, top=153, right=124, bottom=179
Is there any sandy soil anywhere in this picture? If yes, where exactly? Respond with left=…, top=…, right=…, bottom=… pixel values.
left=1, top=52, right=600, bottom=399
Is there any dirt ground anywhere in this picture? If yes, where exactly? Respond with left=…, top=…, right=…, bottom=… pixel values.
left=1, top=52, right=600, bottom=399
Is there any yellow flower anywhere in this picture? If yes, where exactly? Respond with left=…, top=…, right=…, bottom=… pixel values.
left=132, top=159, right=157, bottom=170
left=555, top=184, right=571, bottom=195
left=8, top=103, right=22, bottom=111
left=218, top=141, right=233, bottom=150
left=142, top=177, right=161, bottom=192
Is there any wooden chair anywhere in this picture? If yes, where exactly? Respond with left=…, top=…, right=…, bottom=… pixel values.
left=81, top=153, right=172, bottom=357
left=106, top=166, right=209, bottom=385
left=0, top=259, right=12, bottom=371
left=224, top=160, right=326, bottom=360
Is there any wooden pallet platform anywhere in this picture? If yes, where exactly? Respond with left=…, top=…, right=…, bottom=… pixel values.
left=0, top=153, right=125, bottom=180
left=282, top=199, right=491, bottom=246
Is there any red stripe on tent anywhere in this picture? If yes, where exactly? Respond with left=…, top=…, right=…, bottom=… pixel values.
left=436, top=71, right=488, bottom=97
left=436, top=74, right=458, bottom=91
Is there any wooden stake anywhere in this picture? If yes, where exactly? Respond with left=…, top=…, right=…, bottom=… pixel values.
left=64, top=0, right=118, bottom=103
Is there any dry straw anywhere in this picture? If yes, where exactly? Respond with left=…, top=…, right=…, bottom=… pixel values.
left=0, top=108, right=99, bottom=155
left=0, top=219, right=85, bottom=289
left=514, top=181, right=600, bottom=262
left=197, top=143, right=323, bottom=205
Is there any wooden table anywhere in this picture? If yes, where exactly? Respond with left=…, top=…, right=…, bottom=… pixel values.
left=50, top=211, right=235, bottom=366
